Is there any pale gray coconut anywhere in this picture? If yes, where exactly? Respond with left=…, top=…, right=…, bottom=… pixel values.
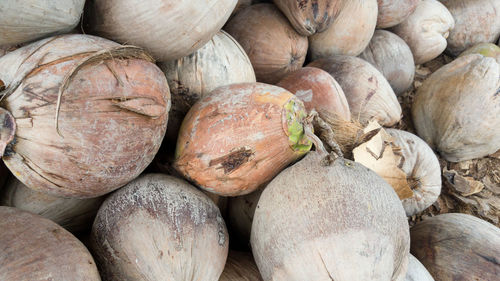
left=376, top=0, right=419, bottom=28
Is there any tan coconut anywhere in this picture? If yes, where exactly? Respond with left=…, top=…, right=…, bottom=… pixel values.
left=0, top=206, right=100, bottom=281
left=359, top=30, right=415, bottom=95
left=376, top=0, right=419, bottom=28
left=225, top=4, right=308, bottom=84
left=405, top=254, right=435, bottom=281
left=88, top=0, right=237, bottom=61
left=91, top=174, right=228, bottom=281
left=391, top=0, right=454, bottom=65
left=220, top=251, right=263, bottom=281
left=309, top=0, right=378, bottom=59
left=412, top=54, right=500, bottom=162
left=308, top=56, right=402, bottom=126
left=440, top=0, right=500, bottom=56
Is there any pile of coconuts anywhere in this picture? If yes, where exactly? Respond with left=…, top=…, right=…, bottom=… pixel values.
left=0, top=0, right=499, bottom=280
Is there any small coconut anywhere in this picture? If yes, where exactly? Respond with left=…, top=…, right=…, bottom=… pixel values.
left=410, top=213, right=500, bottom=280
left=0, top=177, right=104, bottom=233
left=309, top=0, right=378, bottom=59
left=227, top=187, right=264, bottom=247
left=91, top=174, right=228, bottom=281
left=0, top=206, right=100, bottom=281
left=359, top=30, right=415, bottom=95
left=391, top=0, right=454, bottom=65
left=459, top=42, right=500, bottom=63
left=440, top=0, right=500, bottom=56
left=412, top=54, right=500, bottom=162
left=273, top=0, right=342, bottom=36
left=224, top=4, right=308, bottom=84
left=405, top=254, right=435, bottom=281
left=376, top=0, right=419, bottom=28
left=0, top=0, right=85, bottom=46
left=175, top=82, right=312, bottom=196
left=220, top=251, right=263, bottom=281
left=159, top=30, right=256, bottom=145
left=308, top=56, right=402, bottom=127
left=251, top=151, right=410, bottom=280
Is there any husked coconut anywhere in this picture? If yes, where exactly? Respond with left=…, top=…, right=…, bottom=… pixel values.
left=309, top=0, right=378, bottom=59
left=0, top=177, right=104, bottom=233
left=412, top=54, right=500, bottom=162
left=376, top=0, right=419, bottom=28
left=91, top=174, right=228, bottom=281
left=440, top=0, right=500, bottom=56
left=392, top=0, right=454, bottom=64
left=88, top=0, right=237, bottom=61
left=225, top=4, right=308, bottom=84
left=0, top=35, right=170, bottom=198
left=410, top=213, right=500, bottom=280
left=308, top=56, right=402, bottom=126
left=0, top=206, right=100, bottom=281
left=359, top=30, right=415, bottom=95
left=159, top=30, right=256, bottom=144
left=251, top=151, right=410, bottom=280
left=220, top=251, right=263, bottom=281
left=405, top=254, right=435, bottom=281
left=0, top=0, right=85, bottom=46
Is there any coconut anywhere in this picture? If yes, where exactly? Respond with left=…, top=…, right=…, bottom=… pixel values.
left=440, top=0, right=500, bottom=56
left=159, top=30, right=256, bottom=145
left=232, top=0, right=252, bottom=17
left=376, top=0, right=419, bottom=28
left=459, top=42, right=500, bottom=63
left=88, top=0, right=237, bottom=61
left=391, top=0, right=454, bottom=65
left=0, top=206, right=100, bottom=280
left=410, top=213, right=500, bottom=280
left=251, top=151, right=410, bottom=280
left=359, top=30, right=415, bottom=95
left=227, top=187, right=264, bottom=247
left=0, top=0, right=85, bottom=46
left=90, top=174, right=228, bottom=281
left=273, top=0, right=342, bottom=36
left=308, top=0, right=378, bottom=60
left=224, top=4, right=308, bottom=84
left=308, top=56, right=402, bottom=127
left=175, top=82, right=312, bottom=196
left=412, top=54, right=500, bottom=162
left=0, top=177, right=104, bottom=233
left=405, top=254, right=435, bottom=281
left=0, top=34, right=170, bottom=198
left=220, top=251, right=263, bottom=281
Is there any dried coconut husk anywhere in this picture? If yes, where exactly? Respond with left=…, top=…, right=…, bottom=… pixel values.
left=376, top=0, right=419, bottom=29
left=224, top=4, right=308, bottom=84
left=405, top=254, right=435, bottom=281
left=308, top=0, right=378, bottom=59
left=220, top=251, right=263, bottom=281
left=440, top=0, right=500, bottom=56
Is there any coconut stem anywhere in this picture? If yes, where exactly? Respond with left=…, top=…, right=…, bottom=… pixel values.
left=308, top=110, right=344, bottom=158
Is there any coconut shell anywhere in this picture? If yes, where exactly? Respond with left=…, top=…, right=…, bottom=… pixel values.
left=0, top=34, right=170, bottom=198
left=410, top=213, right=500, bottom=280
left=459, top=42, right=500, bottom=63
left=88, top=0, right=236, bottom=61
left=359, top=30, right=415, bottom=95
left=405, top=254, right=435, bottom=281
left=159, top=30, right=256, bottom=145
left=308, top=56, right=402, bottom=126
left=227, top=187, right=264, bottom=247
left=224, top=4, right=308, bottom=84
left=251, top=151, right=410, bottom=280
left=0, top=0, right=85, bottom=46
left=440, top=0, right=500, bottom=56
left=309, top=0, right=378, bottom=59
left=412, top=54, right=500, bottom=162
left=175, top=82, right=312, bottom=196
left=0, top=177, right=104, bottom=233
left=220, top=251, right=263, bottom=281
left=391, top=0, right=454, bottom=65
left=376, top=0, right=419, bottom=28
left=273, top=0, right=342, bottom=36
left=0, top=206, right=100, bottom=281
left=90, top=174, right=228, bottom=281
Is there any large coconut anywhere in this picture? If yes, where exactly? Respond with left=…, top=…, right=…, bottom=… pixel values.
left=91, top=174, right=228, bottom=281
left=0, top=0, right=85, bottom=46
left=220, top=251, right=263, bottom=281
left=88, top=0, right=237, bottom=61
left=376, top=0, right=419, bottom=29
left=0, top=206, right=100, bottom=281
left=251, top=151, right=410, bottom=280
left=0, top=35, right=170, bottom=198
left=412, top=54, right=500, bottom=162
left=308, top=0, right=378, bottom=59
left=224, top=4, right=308, bottom=84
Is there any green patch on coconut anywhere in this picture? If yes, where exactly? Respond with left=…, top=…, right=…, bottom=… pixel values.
left=283, top=98, right=312, bottom=153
